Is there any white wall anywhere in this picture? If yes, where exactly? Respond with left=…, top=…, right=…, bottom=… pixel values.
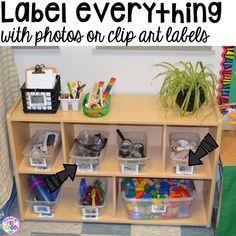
left=13, top=47, right=222, bottom=95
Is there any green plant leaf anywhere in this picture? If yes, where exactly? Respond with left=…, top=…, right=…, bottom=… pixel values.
left=152, top=60, right=217, bottom=117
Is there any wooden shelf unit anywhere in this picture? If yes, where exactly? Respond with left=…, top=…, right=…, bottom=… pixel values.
left=7, top=95, right=222, bottom=227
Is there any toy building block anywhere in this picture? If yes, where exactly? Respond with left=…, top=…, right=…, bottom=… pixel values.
left=127, top=183, right=135, bottom=190
left=175, top=185, right=185, bottom=195
left=150, top=189, right=157, bottom=198
left=96, top=180, right=105, bottom=196
left=124, top=178, right=132, bottom=184
left=142, top=193, right=152, bottom=199
left=137, top=177, right=144, bottom=183
left=136, top=190, right=144, bottom=199
left=173, top=184, right=178, bottom=191
left=152, top=199, right=163, bottom=207
left=95, top=186, right=104, bottom=202
left=159, top=181, right=170, bottom=195
left=170, top=192, right=181, bottom=198
left=139, top=179, right=147, bottom=187
left=91, top=188, right=96, bottom=206
left=182, top=188, right=191, bottom=197
left=135, top=185, right=144, bottom=192
left=127, top=188, right=136, bottom=198
left=144, top=183, right=151, bottom=192
left=127, top=192, right=135, bottom=198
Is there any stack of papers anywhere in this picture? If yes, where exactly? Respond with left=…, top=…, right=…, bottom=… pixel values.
left=26, top=69, right=56, bottom=89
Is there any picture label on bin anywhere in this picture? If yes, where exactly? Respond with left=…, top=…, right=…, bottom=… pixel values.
left=77, top=163, right=94, bottom=172
left=33, top=205, right=51, bottom=214
left=151, top=204, right=167, bottom=213
left=30, top=157, right=47, bottom=167
left=35, top=166, right=50, bottom=171
left=176, top=165, right=194, bottom=175
left=82, top=208, right=99, bottom=219
left=38, top=213, right=54, bottom=218
left=121, top=164, right=138, bottom=174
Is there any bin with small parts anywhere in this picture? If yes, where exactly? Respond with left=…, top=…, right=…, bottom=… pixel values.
left=169, top=132, right=200, bottom=175
left=116, top=130, right=148, bottom=173
left=70, top=131, right=108, bottom=172
left=26, top=175, right=61, bottom=215
left=121, top=177, right=196, bottom=220
left=22, top=130, right=61, bottom=169
left=78, top=178, right=107, bottom=218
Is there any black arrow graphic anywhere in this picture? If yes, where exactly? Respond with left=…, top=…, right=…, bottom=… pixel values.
left=44, top=164, right=77, bottom=193
left=188, top=133, right=219, bottom=166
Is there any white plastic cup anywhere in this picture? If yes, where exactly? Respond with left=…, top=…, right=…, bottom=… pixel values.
left=71, top=99, right=80, bottom=111
left=60, top=99, right=69, bottom=111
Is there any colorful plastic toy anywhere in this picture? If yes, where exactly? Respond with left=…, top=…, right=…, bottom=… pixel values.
left=122, top=178, right=194, bottom=220
left=80, top=179, right=105, bottom=207
left=29, top=175, right=54, bottom=202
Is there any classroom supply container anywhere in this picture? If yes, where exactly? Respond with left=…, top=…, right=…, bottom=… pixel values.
left=70, top=130, right=108, bottom=172
left=59, top=98, right=80, bottom=111
left=22, top=130, right=61, bottom=169
left=82, top=93, right=111, bottom=118
left=78, top=178, right=107, bottom=218
left=116, top=131, right=148, bottom=173
left=122, top=179, right=196, bottom=220
left=26, top=188, right=61, bottom=215
left=21, top=75, right=61, bottom=114
left=169, top=132, right=200, bottom=175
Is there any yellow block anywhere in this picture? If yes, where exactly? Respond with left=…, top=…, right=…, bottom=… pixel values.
left=135, top=185, right=144, bottom=192
left=139, top=180, right=147, bottom=188
left=152, top=199, right=163, bottom=207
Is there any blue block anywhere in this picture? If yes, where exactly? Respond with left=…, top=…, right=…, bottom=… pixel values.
left=142, top=193, right=152, bottom=199
left=127, top=193, right=135, bottom=198
left=127, top=183, right=135, bottom=190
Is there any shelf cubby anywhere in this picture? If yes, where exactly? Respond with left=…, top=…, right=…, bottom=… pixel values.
left=62, top=123, right=163, bottom=176
left=23, top=176, right=115, bottom=222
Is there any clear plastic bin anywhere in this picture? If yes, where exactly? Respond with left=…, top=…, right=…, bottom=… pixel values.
left=122, top=180, right=196, bottom=220
left=78, top=178, right=107, bottom=219
left=22, top=130, right=61, bottom=169
left=116, top=131, right=148, bottom=173
left=169, top=132, right=200, bottom=175
left=70, top=131, right=109, bottom=172
left=26, top=188, right=61, bottom=215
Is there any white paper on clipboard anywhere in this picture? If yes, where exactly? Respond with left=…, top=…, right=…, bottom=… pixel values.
left=26, top=69, right=56, bottom=89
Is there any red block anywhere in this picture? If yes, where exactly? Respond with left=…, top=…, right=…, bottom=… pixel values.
left=175, top=185, right=185, bottom=195
left=182, top=189, right=191, bottom=198
left=137, top=177, right=144, bottom=183
left=136, top=191, right=144, bottom=199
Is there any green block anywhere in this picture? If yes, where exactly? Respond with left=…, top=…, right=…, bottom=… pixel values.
left=128, top=189, right=135, bottom=194
left=150, top=190, right=156, bottom=198
left=124, top=178, right=133, bottom=184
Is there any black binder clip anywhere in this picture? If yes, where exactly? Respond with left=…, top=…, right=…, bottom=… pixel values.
left=33, top=64, right=46, bottom=74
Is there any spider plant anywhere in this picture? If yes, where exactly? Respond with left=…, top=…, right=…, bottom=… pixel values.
left=153, top=61, right=217, bottom=116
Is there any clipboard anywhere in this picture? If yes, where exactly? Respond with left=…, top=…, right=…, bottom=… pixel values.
left=25, top=65, right=57, bottom=89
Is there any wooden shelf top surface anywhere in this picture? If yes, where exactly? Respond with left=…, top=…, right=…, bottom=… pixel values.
left=8, top=95, right=221, bottom=126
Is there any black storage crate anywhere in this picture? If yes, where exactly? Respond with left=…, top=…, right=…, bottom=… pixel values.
left=21, top=75, right=61, bottom=114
